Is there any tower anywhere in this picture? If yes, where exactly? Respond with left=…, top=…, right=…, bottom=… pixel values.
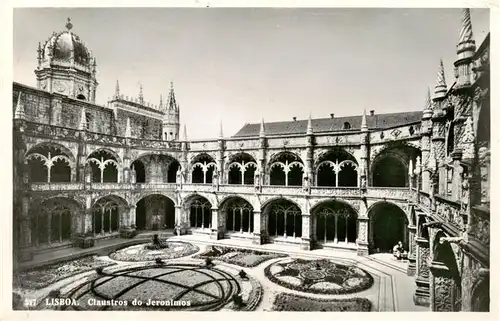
left=35, top=18, right=98, bottom=103
left=162, top=82, right=180, bottom=141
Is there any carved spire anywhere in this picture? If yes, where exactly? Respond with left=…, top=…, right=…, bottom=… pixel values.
left=457, top=9, right=476, bottom=58
left=125, top=117, right=131, bottom=138
left=79, top=107, right=87, bottom=130
left=183, top=124, right=187, bottom=140
left=138, top=83, right=144, bottom=104
left=114, top=80, right=120, bottom=98
left=425, top=87, right=432, bottom=110
left=361, top=109, right=368, bottom=131
left=159, top=94, right=163, bottom=110
left=307, top=113, right=313, bottom=135
left=433, top=59, right=447, bottom=100
left=219, top=120, right=224, bottom=138
left=14, top=92, right=26, bottom=120
left=167, top=81, right=178, bottom=111
left=259, top=118, right=266, bottom=138
left=455, top=8, right=476, bottom=88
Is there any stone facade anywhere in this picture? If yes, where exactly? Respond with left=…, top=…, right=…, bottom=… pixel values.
left=12, top=10, right=489, bottom=312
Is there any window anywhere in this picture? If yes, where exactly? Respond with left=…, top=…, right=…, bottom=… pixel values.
left=343, top=122, right=351, bottom=130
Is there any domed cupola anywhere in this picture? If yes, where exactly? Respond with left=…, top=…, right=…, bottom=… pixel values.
left=35, top=18, right=98, bottom=103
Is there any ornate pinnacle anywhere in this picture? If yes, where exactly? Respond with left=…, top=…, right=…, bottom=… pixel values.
left=159, top=94, right=163, bottom=110
left=14, top=92, right=26, bottom=120
left=167, top=81, right=178, bottom=111
left=115, top=80, right=120, bottom=98
left=138, top=83, right=144, bottom=104
left=259, top=118, right=266, bottom=137
left=219, top=120, right=224, bottom=138
left=423, top=87, right=432, bottom=110
left=361, top=109, right=368, bottom=131
left=307, top=113, right=313, bottom=135
left=458, top=9, right=474, bottom=46
left=183, top=124, right=187, bottom=140
left=65, top=17, right=73, bottom=31
left=434, top=59, right=447, bottom=100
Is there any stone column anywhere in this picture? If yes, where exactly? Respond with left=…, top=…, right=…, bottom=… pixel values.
left=429, top=261, right=455, bottom=311
left=128, top=205, right=137, bottom=228
left=356, top=217, right=369, bottom=256
left=413, top=236, right=431, bottom=307
left=301, top=213, right=311, bottom=250
left=20, top=197, right=31, bottom=247
left=252, top=210, right=261, bottom=244
left=210, top=208, right=224, bottom=240
left=17, top=196, right=33, bottom=262
left=175, top=205, right=189, bottom=235
left=407, top=224, right=417, bottom=276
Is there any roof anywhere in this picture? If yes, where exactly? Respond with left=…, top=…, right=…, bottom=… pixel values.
left=233, top=111, right=423, bottom=137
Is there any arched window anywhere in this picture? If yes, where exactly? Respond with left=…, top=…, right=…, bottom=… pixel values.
left=343, top=122, right=351, bottom=130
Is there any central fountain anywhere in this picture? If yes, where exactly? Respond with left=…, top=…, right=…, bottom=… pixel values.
left=145, top=234, right=169, bottom=250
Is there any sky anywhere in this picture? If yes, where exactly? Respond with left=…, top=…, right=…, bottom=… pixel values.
left=13, top=8, right=490, bottom=139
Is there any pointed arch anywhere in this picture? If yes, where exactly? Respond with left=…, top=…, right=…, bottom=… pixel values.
left=263, top=198, right=302, bottom=239
left=368, top=201, right=409, bottom=253
left=315, top=148, right=358, bottom=187
left=227, top=152, right=257, bottom=185
left=135, top=194, right=176, bottom=230
left=25, top=144, right=76, bottom=183
left=30, top=197, right=82, bottom=246
left=220, top=196, right=254, bottom=234
left=311, top=199, right=358, bottom=246
left=269, top=152, right=304, bottom=186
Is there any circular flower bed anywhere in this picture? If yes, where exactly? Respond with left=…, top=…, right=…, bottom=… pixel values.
left=37, top=263, right=262, bottom=311
left=108, top=241, right=199, bottom=262
left=272, top=293, right=372, bottom=311
left=265, top=258, right=373, bottom=295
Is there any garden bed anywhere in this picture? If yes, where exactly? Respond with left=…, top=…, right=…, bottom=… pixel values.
left=272, top=293, right=372, bottom=311
left=37, top=263, right=263, bottom=311
left=192, top=245, right=287, bottom=267
left=265, top=258, right=373, bottom=295
left=108, top=241, right=199, bottom=262
left=13, top=255, right=116, bottom=290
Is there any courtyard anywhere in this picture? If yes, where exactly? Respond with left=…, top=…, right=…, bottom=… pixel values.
left=13, top=232, right=427, bottom=312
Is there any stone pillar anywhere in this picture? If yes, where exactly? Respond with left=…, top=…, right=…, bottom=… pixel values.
left=429, top=261, right=455, bottom=311
left=175, top=205, right=189, bottom=235
left=210, top=208, right=224, bottom=240
left=414, top=237, right=431, bottom=307
left=407, top=224, right=417, bottom=276
left=252, top=210, right=261, bottom=244
left=356, top=217, right=369, bottom=256
left=128, top=205, right=137, bottom=228
left=20, top=197, right=31, bottom=247
left=301, top=213, right=311, bottom=250
left=17, top=196, right=33, bottom=262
